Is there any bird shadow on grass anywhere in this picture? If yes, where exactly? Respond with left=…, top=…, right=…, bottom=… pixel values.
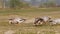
left=33, top=24, right=60, bottom=27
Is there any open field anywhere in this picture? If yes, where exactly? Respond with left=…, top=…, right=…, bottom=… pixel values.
left=0, top=8, right=60, bottom=34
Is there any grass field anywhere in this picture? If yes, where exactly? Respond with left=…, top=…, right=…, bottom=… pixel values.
left=0, top=8, right=60, bottom=34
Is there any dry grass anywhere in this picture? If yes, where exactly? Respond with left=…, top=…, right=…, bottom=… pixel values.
left=0, top=8, right=60, bottom=34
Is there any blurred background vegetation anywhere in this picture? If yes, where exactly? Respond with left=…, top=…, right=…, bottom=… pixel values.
left=0, top=0, right=60, bottom=9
